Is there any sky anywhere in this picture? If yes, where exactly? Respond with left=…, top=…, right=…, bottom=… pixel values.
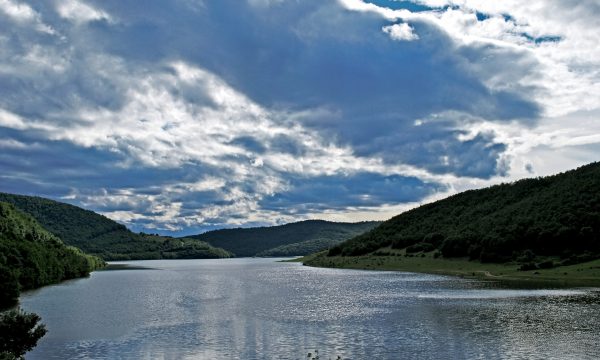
left=0, top=0, right=599, bottom=235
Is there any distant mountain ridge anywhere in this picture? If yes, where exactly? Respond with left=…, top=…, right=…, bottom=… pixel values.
left=326, top=162, right=600, bottom=267
left=0, top=193, right=232, bottom=260
left=187, top=220, right=380, bottom=257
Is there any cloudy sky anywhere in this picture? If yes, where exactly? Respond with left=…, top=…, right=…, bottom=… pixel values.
left=1, top=0, right=599, bottom=235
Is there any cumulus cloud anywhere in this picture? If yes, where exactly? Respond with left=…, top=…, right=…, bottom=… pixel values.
left=382, top=23, right=419, bottom=41
left=348, top=0, right=600, bottom=172
left=0, top=0, right=54, bottom=33
left=0, top=0, right=37, bottom=22
left=406, top=0, right=600, bottom=117
left=55, top=0, right=112, bottom=24
left=0, top=109, right=28, bottom=129
left=0, top=52, right=447, bottom=231
left=346, top=0, right=600, bottom=118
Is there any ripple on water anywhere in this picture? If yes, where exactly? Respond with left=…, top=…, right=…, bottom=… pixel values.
left=21, top=259, right=600, bottom=360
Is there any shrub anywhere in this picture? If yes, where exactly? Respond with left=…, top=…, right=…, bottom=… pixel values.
left=406, top=242, right=435, bottom=253
left=518, top=262, right=538, bottom=271
left=423, top=233, right=445, bottom=246
left=0, top=309, right=47, bottom=359
left=516, top=249, right=536, bottom=262
left=537, top=260, right=554, bottom=269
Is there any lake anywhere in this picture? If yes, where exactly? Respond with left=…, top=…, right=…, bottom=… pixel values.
left=20, top=258, right=600, bottom=359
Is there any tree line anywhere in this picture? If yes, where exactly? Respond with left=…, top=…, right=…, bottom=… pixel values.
left=190, top=220, right=380, bottom=257
left=0, top=202, right=106, bottom=359
left=0, top=193, right=232, bottom=261
left=0, top=202, right=104, bottom=309
left=329, top=162, right=600, bottom=266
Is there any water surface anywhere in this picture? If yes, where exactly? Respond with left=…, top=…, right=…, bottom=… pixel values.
left=21, top=258, right=600, bottom=359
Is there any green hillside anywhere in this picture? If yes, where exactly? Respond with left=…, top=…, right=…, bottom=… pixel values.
left=0, top=193, right=232, bottom=261
left=324, top=162, right=600, bottom=268
left=0, top=202, right=104, bottom=309
left=188, top=220, right=380, bottom=257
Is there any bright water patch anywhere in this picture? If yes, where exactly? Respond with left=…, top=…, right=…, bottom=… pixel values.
left=20, top=258, right=600, bottom=360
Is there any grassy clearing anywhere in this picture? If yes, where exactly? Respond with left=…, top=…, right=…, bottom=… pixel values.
left=302, top=249, right=600, bottom=288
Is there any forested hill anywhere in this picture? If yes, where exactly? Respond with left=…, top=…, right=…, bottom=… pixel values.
left=328, top=162, right=600, bottom=265
left=0, top=193, right=232, bottom=261
left=188, top=220, right=380, bottom=257
left=0, top=202, right=104, bottom=309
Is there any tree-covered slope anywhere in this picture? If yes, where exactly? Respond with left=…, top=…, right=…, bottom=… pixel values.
left=256, top=234, right=368, bottom=257
left=0, top=202, right=105, bottom=309
left=188, top=220, right=380, bottom=257
left=328, top=162, right=600, bottom=265
left=0, top=193, right=232, bottom=261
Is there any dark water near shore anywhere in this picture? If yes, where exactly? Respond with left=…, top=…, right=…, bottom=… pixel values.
left=21, top=258, right=600, bottom=359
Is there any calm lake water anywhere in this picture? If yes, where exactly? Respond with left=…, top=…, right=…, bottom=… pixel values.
left=20, top=258, right=600, bottom=359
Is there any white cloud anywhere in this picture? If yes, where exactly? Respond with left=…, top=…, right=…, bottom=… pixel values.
left=382, top=23, right=419, bottom=41
left=84, top=182, right=296, bottom=231
left=0, top=0, right=36, bottom=22
left=0, top=0, right=55, bottom=33
left=25, top=59, right=441, bottom=181
left=340, top=0, right=600, bottom=116
left=0, top=51, right=530, bottom=230
left=337, top=0, right=409, bottom=20
left=5, top=54, right=472, bottom=230
left=56, top=0, right=112, bottom=24
left=0, top=138, right=27, bottom=149
left=339, top=0, right=600, bottom=179
left=419, top=1, right=599, bottom=116
left=0, top=108, right=28, bottom=129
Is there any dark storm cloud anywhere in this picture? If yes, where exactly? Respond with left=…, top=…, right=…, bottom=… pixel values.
left=260, top=172, right=444, bottom=213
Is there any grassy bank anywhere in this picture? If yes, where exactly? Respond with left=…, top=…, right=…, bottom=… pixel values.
left=301, top=251, right=600, bottom=287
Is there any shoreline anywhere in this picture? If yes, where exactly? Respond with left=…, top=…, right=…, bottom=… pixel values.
left=100, top=263, right=159, bottom=271
left=300, top=253, right=600, bottom=288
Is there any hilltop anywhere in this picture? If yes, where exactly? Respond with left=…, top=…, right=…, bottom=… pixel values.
left=305, top=162, right=600, bottom=276
left=0, top=193, right=232, bottom=261
left=0, top=202, right=104, bottom=309
left=187, top=220, right=380, bottom=257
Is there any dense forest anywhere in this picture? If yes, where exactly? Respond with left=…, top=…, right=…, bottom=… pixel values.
left=189, top=220, right=380, bottom=257
left=328, top=162, right=600, bottom=268
left=0, top=193, right=232, bottom=261
left=0, top=202, right=104, bottom=310
left=256, top=236, right=360, bottom=257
